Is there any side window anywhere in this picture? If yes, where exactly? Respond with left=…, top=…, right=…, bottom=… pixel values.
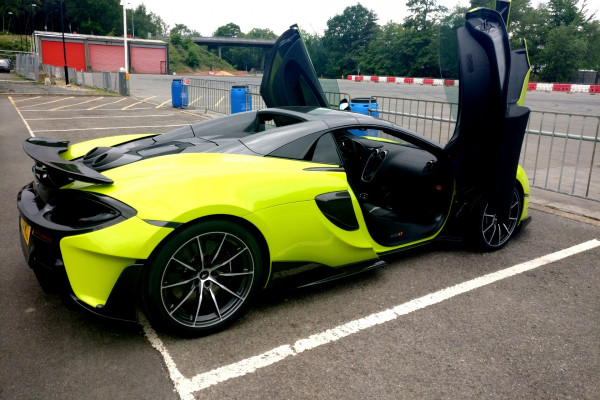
left=267, top=132, right=341, bottom=165
left=307, top=132, right=341, bottom=165
left=256, top=113, right=303, bottom=132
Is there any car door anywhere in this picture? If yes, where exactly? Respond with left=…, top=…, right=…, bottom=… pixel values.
left=443, top=4, right=531, bottom=220
left=260, top=24, right=329, bottom=108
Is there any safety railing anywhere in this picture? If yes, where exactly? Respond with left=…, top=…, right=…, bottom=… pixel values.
left=371, top=96, right=599, bottom=202
left=182, top=79, right=599, bottom=202
left=15, top=53, right=39, bottom=81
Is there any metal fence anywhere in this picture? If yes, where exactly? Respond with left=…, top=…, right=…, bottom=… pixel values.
left=181, top=79, right=599, bottom=202
left=15, top=53, right=39, bottom=81
left=185, top=78, right=349, bottom=114
left=372, top=97, right=599, bottom=202
left=41, top=65, right=122, bottom=93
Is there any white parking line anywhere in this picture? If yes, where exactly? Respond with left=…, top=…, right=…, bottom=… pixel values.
left=26, top=114, right=182, bottom=121
left=8, top=96, right=35, bottom=137
left=122, top=96, right=157, bottom=110
left=19, top=96, right=74, bottom=108
left=50, top=97, right=104, bottom=110
left=140, top=239, right=600, bottom=400
left=33, top=124, right=188, bottom=133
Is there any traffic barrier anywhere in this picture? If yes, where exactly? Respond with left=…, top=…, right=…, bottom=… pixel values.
left=570, top=85, right=589, bottom=93
left=552, top=83, right=571, bottom=92
left=345, top=75, right=596, bottom=94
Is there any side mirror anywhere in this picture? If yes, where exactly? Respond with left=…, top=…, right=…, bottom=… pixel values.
left=339, top=99, right=349, bottom=111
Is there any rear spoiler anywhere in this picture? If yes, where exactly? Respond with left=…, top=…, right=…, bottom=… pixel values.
left=23, top=138, right=113, bottom=185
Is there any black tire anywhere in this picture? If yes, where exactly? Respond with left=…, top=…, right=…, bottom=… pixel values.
left=469, top=186, right=522, bottom=251
left=143, top=220, right=263, bottom=335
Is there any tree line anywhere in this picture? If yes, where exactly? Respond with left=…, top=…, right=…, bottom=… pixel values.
left=303, top=0, right=599, bottom=83
left=2, top=0, right=598, bottom=82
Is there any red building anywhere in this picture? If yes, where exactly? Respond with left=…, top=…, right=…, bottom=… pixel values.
left=33, top=31, right=169, bottom=74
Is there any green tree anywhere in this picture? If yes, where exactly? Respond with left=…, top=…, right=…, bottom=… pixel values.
left=539, top=24, right=587, bottom=81
left=402, top=0, right=447, bottom=77
left=213, top=23, right=241, bottom=37
left=322, top=3, right=378, bottom=77
left=65, top=0, right=121, bottom=35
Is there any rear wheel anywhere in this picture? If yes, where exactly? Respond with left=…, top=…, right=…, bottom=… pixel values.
left=470, top=187, right=522, bottom=250
left=143, top=220, right=263, bottom=335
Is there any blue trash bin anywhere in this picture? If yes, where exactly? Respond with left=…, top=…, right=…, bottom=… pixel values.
left=349, top=97, right=380, bottom=136
left=171, top=79, right=188, bottom=108
left=230, top=85, right=251, bottom=114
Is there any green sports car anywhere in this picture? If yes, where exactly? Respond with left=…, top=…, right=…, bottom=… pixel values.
left=18, top=4, right=532, bottom=335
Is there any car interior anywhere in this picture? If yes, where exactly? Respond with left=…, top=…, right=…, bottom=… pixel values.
left=334, top=131, right=454, bottom=246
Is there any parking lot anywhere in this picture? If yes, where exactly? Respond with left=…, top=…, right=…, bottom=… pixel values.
left=1, top=89, right=599, bottom=399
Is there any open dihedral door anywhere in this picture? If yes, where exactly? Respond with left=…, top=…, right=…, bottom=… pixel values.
left=260, top=24, right=330, bottom=109
left=444, top=2, right=531, bottom=220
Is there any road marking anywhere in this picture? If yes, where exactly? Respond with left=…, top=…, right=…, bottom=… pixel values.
left=214, top=95, right=225, bottom=107
left=189, top=96, right=203, bottom=106
left=12, top=96, right=41, bottom=103
left=26, top=114, right=182, bottom=121
left=8, top=96, right=35, bottom=137
left=156, top=99, right=172, bottom=108
left=32, top=124, right=188, bottom=133
left=140, top=239, right=600, bottom=400
left=122, top=96, right=157, bottom=110
left=19, top=96, right=74, bottom=108
left=20, top=107, right=154, bottom=112
left=87, top=97, right=128, bottom=110
left=50, top=97, right=104, bottom=110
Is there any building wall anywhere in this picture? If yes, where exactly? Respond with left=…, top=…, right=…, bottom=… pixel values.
left=131, top=46, right=167, bottom=74
left=40, top=40, right=86, bottom=71
left=89, top=43, right=125, bottom=72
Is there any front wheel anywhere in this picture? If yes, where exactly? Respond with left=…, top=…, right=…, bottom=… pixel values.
left=142, top=220, right=263, bottom=336
left=469, top=187, right=522, bottom=251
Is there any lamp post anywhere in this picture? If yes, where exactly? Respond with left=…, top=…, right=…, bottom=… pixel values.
left=31, top=4, right=36, bottom=52
left=122, top=1, right=128, bottom=74
left=59, top=0, right=68, bottom=84
left=129, top=3, right=135, bottom=37
left=6, top=11, right=14, bottom=33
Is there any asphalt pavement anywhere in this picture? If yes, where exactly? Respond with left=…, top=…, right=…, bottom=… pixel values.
left=1, top=75, right=598, bottom=400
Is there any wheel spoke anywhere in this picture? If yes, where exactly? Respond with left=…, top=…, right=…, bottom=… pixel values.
left=211, top=233, right=228, bottom=264
left=208, top=285, right=222, bottom=320
left=172, top=256, right=196, bottom=272
left=162, top=276, right=196, bottom=289
left=168, top=282, right=197, bottom=316
left=196, top=237, right=205, bottom=269
left=212, top=247, right=249, bottom=270
left=193, top=284, right=204, bottom=326
left=218, top=271, right=253, bottom=277
left=209, top=277, right=244, bottom=300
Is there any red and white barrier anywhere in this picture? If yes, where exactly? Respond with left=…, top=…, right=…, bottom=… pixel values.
left=345, top=75, right=598, bottom=94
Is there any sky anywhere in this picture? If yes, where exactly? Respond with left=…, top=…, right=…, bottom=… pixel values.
left=128, top=0, right=469, bottom=36
left=129, top=0, right=600, bottom=37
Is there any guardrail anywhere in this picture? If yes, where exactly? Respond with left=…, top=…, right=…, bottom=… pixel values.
left=184, top=79, right=599, bottom=202
left=372, top=96, right=599, bottom=202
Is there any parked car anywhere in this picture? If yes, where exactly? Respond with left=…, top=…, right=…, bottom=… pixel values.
left=18, top=4, right=532, bottom=335
left=0, top=59, right=11, bottom=73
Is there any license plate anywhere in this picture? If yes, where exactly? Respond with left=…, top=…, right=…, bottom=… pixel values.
left=20, top=218, right=32, bottom=246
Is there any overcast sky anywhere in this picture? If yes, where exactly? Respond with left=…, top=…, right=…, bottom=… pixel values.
left=127, top=0, right=467, bottom=36
left=128, top=0, right=599, bottom=37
